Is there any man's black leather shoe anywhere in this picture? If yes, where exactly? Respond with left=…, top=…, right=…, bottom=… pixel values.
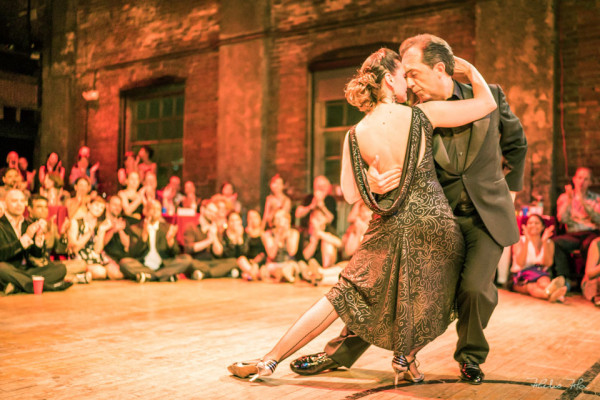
left=47, top=281, right=74, bottom=292
left=460, top=362, right=485, bottom=385
left=290, top=352, right=341, bottom=375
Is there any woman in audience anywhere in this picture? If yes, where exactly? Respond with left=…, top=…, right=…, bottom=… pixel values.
left=140, top=171, right=158, bottom=207
left=179, top=180, right=199, bottom=211
left=511, top=214, right=566, bottom=302
left=262, top=174, right=291, bottom=229
left=237, top=209, right=265, bottom=281
left=40, top=171, right=67, bottom=206
left=118, top=171, right=144, bottom=222
left=214, top=212, right=248, bottom=278
left=261, top=209, right=299, bottom=283
left=67, top=197, right=123, bottom=280
left=582, top=237, right=600, bottom=307
left=69, top=146, right=99, bottom=189
left=136, top=145, right=156, bottom=181
left=38, top=152, right=66, bottom=190
left=117, top=151, right=139, bottom=187
left=342, top=201, right=372, bottom=259
left=220, top=181, right=242, bottom=214
left=18, top=157, right=35, bottom=191
left=65, top=176, right=93, bottom=219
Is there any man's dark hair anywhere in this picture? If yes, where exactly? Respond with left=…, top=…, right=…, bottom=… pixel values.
left=2, top=167, right=18, bottom=179
left=29, top=194, right=48, bottom=207
left=399, top=34, right=455, bottom=75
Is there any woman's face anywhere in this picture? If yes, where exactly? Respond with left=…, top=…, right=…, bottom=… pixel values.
left=88, top=201, right=105, bottom=218
left=221, top=183, right=234, bottom=196
left=127, top=172, right=140, bottom=190
left=227, top=213, right=243, bottom=231
left=48, top=153, right=58, bottom=167
left=270, top=177, right=283, bottom=194
left=184, top=181, right=195, bottom=195
left=247, top=210, right=261, bottom=228
left=389, top=61, right=408, bottom=103
left=525, top=216, right=544, bottom=237
left=138, top=148, right=148, bottom=161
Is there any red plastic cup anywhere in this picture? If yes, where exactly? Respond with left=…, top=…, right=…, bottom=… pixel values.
left=32, top=275, right=45, bottom=295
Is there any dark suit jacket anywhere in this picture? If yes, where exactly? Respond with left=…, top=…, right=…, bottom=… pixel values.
left=130, top=221, right=179, bottom=262
left=432, top=82, right=527, bottom=247
left=0, top=215, right=44, bottom=268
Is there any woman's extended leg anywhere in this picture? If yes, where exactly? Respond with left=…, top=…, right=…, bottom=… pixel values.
left=229, top=296, right=339, bottom=379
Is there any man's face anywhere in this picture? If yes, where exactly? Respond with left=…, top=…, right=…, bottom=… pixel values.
left=5, top=190, right=26, bottom=217
left=402, top=46, right=445, bottom=102
left=144, top=173, right=157, bottom=190
left=203, top=203, right=218, bottom=222
left=79, top=146, right=90, bottom=159
left=145, top=200, right=162, bottom=220
left=29, top=199, right=49, bottom=220
left=6, top=152, right=18, bottom=168
left=108, top=197, right=122, bottom=217
left=169, top=176, right=181, bottom=192
left=75, top=179, right=91, bottom=195
left=3, top=169, right=20, bottom=188
left=573, top=168, right=592, bottom=192
left=18, top=157, right=28, bottom=171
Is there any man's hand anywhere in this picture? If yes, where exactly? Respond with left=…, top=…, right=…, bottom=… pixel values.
left=366, top=155, right=402, bottom=194
left=166, top=224, right=178, bottom=242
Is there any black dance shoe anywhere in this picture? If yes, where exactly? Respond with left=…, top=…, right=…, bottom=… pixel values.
left=47, top=281, right=74, bottom=292
left=290, top=352, right=340, bottom=375
left=460, top=362, right=485, bottom=385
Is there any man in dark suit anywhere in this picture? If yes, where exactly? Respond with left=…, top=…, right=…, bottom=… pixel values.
left=0, top=189, right=71, bottom=295
left=119, top=199, right=201, bottom=282
left=290, top=34, right=527, bottom=385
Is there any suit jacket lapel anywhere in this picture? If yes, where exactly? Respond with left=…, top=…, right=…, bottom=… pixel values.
left=456, top=81, right=491, bottom=171
left=432, top=134, right=458, bottom=174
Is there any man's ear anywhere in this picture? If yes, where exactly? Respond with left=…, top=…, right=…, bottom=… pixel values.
left=433, top=62, right=446, bottom=75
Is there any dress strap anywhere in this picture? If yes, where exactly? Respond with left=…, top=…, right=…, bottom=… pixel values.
left=348, top=107, right=422, bottom=216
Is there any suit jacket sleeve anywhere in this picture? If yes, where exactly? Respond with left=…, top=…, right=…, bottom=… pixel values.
left=496, top=85, right=527, bottom=191
left=0, top=224, right=24, bottom=261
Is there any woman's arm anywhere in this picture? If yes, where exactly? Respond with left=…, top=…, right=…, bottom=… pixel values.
left=417, top=57, right=497, bottom=129
left=585, top=238, right=600, bottom=280
left=287, top=229, right=300, bottom=257
left=510, top=238, right=527, bottom=272
left=341, top=132, right=360, bottom=204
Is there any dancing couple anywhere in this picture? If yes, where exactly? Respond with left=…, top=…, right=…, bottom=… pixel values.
left=228, top=34, right=527, bottom=385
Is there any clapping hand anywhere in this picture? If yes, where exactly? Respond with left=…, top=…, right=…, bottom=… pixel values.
left=541, top=225, right=555, bottom=242
left=166, top=224, right=178, bottom=242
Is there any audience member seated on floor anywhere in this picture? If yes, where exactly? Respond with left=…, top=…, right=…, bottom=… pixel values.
left=117, top=151, right=139, bottom=187
left=183, top=200, right=238, bottom=279
left=215, top=211, right=248, bottom=278
left=65, top=176, right=93, bottom=219
left=161, top=175, right=183, bottom=216
left=102, top=196, right=142, bottom=272
left=69, top=146, right=99, bottom=189
left=582, top=237, right=600, bottom=307
left=18, top=157, right=35, bottom=192
left=140, top=171, right=158, bottom=206
left=67, top=197, right=123, bottom=280
left=118, top=171, right=144, bottom=222
left=297, top=208, right=343, bottom=285
left=211, top=194, right=231, bottom=234
left=553, top=167, right=600, bottom=287
left=120, top=199, right=201, bottom=283
left=28, top=194, right=90, bottom=284
left=237, top=209, right=266, bottom=281
left=220, top=181, right=242, bottom=214
left=342, top=200, right=372, bottom=259
left=262, top=174, right=291, bottom=229
left=0, top=189, right=72, bottom=295
left=38, top=152, right=66, bottom=191
left=40, top=171, right=67, bottom=206
left=178, top=180, right=199, bottom=212
left=511, top=214, right=567, bottom=303
left=261, top=209, right=300, bottom=283
left=0, top=168, right=29, bottom=201
left=136, top=145, right=156, bottom=182
left=295, top=175, right=337, bottom=230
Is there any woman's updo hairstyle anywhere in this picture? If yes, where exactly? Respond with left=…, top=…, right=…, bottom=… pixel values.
left=345, top=48, right=401, bottom=113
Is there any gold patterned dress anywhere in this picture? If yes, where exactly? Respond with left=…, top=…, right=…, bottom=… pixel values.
left=326, top=107, right=464, bottom=354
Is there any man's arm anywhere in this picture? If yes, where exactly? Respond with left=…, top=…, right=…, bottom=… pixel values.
left=496, top=85, right=528, bottom=191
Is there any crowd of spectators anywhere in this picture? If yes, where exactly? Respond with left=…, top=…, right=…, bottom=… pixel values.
left=1, top=148, right=599, bottom=309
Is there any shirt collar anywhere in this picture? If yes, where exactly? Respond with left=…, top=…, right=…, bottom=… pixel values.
left=448, top=81, right=463, bottom=101
left=5, top=213, right=24, bottom=235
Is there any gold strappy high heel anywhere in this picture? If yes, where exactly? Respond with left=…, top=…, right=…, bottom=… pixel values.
left=392, top=354, right=424, bottom=384
left=228, top=359, right=278, bottom=382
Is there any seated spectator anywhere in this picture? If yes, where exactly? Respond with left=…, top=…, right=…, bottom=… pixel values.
left=18, top=157, right=35, bottom=191
left=511, top=214, right=566, bottom=302
left=136, top=145, right=157, bottom=182
left=67, top=197, right=123, bottom=280
left=262, top=174, right=291, bottom=229
left=118, top=171, right=144, bottom=222
left=0, top=189, right=72, bottom=295
left=69, top=145, right=99, bottom=189
left=237, top=209, right=266, bottom=281
left=179, top=180, right=199, bottom=211
left=120, top=199, right=200, bottom=283
left=38, top=152, right=66, bottom=190
left=295, top=175, right=337, bottom=231
left=297, top=208, right=343, bottom=285
left=342, top=201, right=372, bottom=259
left=103, top=196, right=142, bottom=270
left=117, top=151, right=139, bottom=187
left=553, top=167, right=600, bottom=287
left=140, top=171, right=159, bottom=206
left=0, top=168, right=29, bottom=201
left=65, top=176, right=92, bottom=219
left=582, top=237, right=600, bottom=306
left=262, top=209, right=299, bottom=283
left=183, top=200, right=239, bottom=279
left=161, top=176, right=183, bottom=216
left=220, top=181, right=242, bottom=214
left=27, top=194, right=90, bottom=284
left=211, top=194, right=230, bottom=234
left=40, top=171, right=67, bottom=206
left=0, top=151, right=22, bottom=183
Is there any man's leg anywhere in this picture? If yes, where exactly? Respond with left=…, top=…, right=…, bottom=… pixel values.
left=205, top=259, right=239, bottom=278
left=454, top=214, right=503, bottom=366
left=155, top=258, right=194, bottom=281
left=28, top=262, right=68, bottom=291
left=119, top=258, right=156, bottom=281
left=325, top=326, right=371, bottom=367
left=0, top=262, right=33, bottom=293
left=552, top=233, right=583, bottom=280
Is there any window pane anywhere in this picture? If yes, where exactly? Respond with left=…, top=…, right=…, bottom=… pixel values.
left=324, top=159, right=340, bottom=185
left=346, top=104, right=363, bottom=125
left=147, top=122, right=159, bottom=139
left=325, top=133, right=342, bottom=157
left=175, top=96, right=184, bottom=116
left=325, top=102, right=344, bottom=127
left=136, top=102, right=147, bottom=121
left=154, top=142, right=183, bottom=188
left=149, top=99, right=160, bottom=119
left=162, top=97, right=173, bottom=117
left=161, top=120, right=176, bottom=139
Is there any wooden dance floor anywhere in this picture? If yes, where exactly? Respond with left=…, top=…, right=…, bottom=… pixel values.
left=2, top=278, right=600, bottom=400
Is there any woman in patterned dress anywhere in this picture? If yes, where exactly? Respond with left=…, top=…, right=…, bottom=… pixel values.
left=228, top=48, right=497, bottom=383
